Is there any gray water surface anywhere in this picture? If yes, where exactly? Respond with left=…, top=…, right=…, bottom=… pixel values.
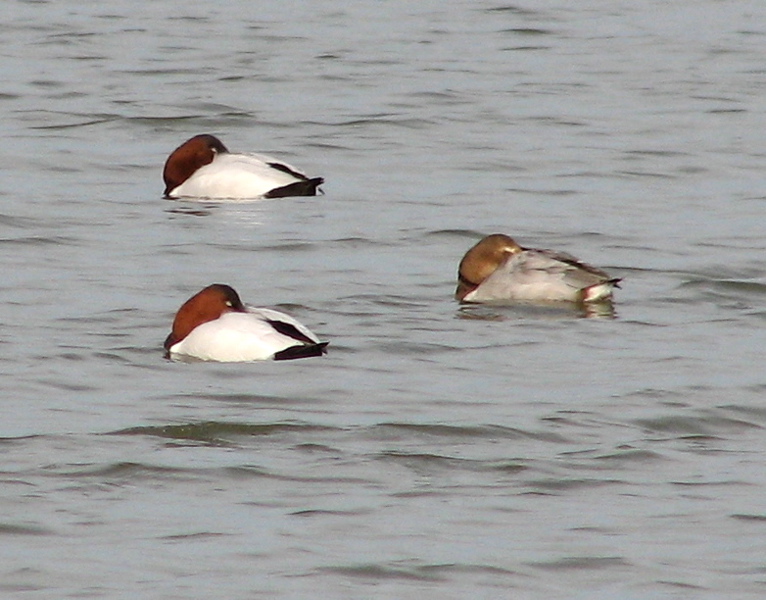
left=2, top=1, right=766, bottom=598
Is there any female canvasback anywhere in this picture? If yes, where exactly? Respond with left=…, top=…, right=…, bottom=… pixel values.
left=164, top=284, right=328, bottom=362
left=162, top=134, right=324, bottom=199
left=456, top=234, right=620, bottom=304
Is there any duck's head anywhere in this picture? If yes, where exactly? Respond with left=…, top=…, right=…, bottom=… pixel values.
left=456, top=234, right=523, bottom=301
left=164, top=283, right=245, bottom=351
left=163, top=134, right=229, bottom=197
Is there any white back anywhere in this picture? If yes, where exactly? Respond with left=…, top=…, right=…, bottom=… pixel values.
left=170, top=153, right=305, bottom=199
left=171, top=309, right=317, bottom=362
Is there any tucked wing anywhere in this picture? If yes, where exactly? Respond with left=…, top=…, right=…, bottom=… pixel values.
left=253, top=307, right=328, bottom=361
left=469, top=249, right=614, bottom=303
left=250, top=307, right=321, bottom=344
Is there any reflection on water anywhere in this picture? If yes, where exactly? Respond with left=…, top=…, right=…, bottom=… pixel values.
left=164, top=204, right=216, bottom=218
left=457, top=300, right=617, bottom=321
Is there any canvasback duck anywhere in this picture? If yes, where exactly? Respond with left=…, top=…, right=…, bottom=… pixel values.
left=163, top=134, right=324, bottom=199
left=164, top=284, right=328, bottom=362
left=456, top=234, right=620, bottom=304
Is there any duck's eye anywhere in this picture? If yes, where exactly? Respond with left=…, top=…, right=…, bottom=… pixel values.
left=225, top=300, right=232, bottom=307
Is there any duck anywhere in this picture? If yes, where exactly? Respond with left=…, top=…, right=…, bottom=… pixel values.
left=164, top=284, right=328, bottom=362
left=456, top=233, right=620, bottom=304
left=162, top=134, right=324, bottom=199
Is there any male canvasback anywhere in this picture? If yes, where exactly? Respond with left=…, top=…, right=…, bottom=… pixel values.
left=164, top=284, right=328, bottom=362
left=162, top=134, right=324, bottom=199
left=456, top=234, right=620, bottom=304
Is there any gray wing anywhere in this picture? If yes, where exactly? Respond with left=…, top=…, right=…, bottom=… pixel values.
left=471, top=249, right=612, bottom=302
left=531, top=248, right=612, bottom=286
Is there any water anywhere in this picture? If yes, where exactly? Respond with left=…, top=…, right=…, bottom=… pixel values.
left=2, top=1, right=766, bottom=598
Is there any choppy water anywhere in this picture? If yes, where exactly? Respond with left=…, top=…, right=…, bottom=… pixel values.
left=2, top=1, right=766, bottom=598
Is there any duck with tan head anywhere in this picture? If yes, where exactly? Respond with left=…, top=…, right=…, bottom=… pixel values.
left=457, top=234, right=620, bottom=305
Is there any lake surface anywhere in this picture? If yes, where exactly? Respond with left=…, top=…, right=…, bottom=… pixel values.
left=2, top=1, right=766, bottom=598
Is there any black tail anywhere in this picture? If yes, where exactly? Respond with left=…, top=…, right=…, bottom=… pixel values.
left=265, top=177, right=324, bottom=199
left=273, top=341, right=329, bottom=361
